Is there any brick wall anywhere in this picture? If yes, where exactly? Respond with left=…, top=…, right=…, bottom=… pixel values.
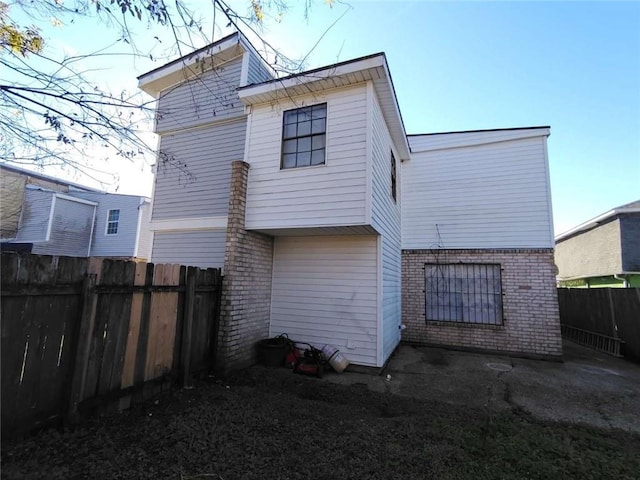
left=218, top=161, right=274, bottom=371
left=402, top=249, right=562, bottom=358
left=555, top=219, right=622, bottom=279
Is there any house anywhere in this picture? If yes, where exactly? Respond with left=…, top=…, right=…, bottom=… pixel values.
left=0, top=164, right=152, bottom=259
left=138, top=32, right=562, bottom=370
left=402, top=129, right=561, bottom=357
left=555, top=200, right=640, bottom=288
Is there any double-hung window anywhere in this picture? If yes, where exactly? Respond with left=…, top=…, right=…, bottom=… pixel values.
left=106, top=209, right=120, bottom=235
left=281, top=103, right=327, bottom=169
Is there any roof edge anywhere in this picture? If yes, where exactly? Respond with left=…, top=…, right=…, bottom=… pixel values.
left=555, top=207, right=640, bottom=242
left=137, top=31, right=240, bottom=82
left=0, top=163, right=103, bottom=193
left=408, top=126, right=551, bottom=136
left=236, top=52, right=386, bottom=92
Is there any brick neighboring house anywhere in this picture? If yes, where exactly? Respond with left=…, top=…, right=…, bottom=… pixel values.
left=555, top=200, right=640, bottom=288
left=138, top=32, right=562, bottom=370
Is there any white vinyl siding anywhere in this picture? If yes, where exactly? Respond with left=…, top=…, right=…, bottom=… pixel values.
left=151, top=229, right=226, bottom=268
left=74, top=192, right=146, bottom=257
left=246, top=52, right=273, bottom=85
left=15, top=188, right=52, bottom=242
left=135, top=202, right=152, bottom=260
left=155, top=56, right=244, bottom=134
left=370, top=87, right=402, bottom=362
left=403, top=135, right=554, bottom=249
left=32, top=197, right=95, bottom=257
left=244, top=84, right=368, bottom=230
left=152, top=118, right=247, bottom=221
left=270, top=236, right=379, bottom=367
left=408, top=128, right=548, bottom=151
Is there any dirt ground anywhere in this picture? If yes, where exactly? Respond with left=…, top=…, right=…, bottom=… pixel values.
left=2, top=362, right=639, bottom=480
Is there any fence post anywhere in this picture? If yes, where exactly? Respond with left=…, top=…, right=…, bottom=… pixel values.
left=607, top=288, right=620, bottom=339
left=210, top=270, right=223, bottom=370
left=180, top=267, right=197, bottom=388
left=67, top=273, right=98, bottom=422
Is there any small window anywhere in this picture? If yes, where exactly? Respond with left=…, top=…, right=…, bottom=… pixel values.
left=390, top=151, right=397, bottom=202
left=106, top=209, right=120, bottom=235
left=281, top=103, right=327, bottom=169
left=424, top=263, right=503, bottom=325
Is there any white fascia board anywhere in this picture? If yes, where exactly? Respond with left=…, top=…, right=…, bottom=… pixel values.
left=45, top=194, right=56, bottom=241
left=138, top=33, right=243, bottom=95
left=238, top=54, right=410, bottom=160
left=237, top=55, right=386, bottom=102
left=149, top=216, right=227, bottom=232
left=379, top=60, right=410, bottom=160
left=409, top=128, right=551, bottom=153
left=555, top=208, right=640, bottom=242
left=557, top=272, right=640, bottom=281
left=54, top=192, right=99, bottom=206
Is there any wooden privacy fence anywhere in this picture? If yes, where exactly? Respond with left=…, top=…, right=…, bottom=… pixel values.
left=558, top=287, right=640, bottom=360
left=1, top=253, right=222, bottom=438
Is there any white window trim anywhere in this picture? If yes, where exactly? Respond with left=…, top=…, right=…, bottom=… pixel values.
left=105, top=208, right=120, bottom=236
left=280, top=102, right=328, bottom=170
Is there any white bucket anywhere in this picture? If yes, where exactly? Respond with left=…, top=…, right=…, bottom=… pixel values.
left=321, top=344, right=349, bottom=373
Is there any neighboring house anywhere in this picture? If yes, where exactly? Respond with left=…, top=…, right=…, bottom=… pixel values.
left=138, top=32, right=562, bottom=370
left=0, top=164, right=152, bottom=259
left=555, top=200, right=640, bottom=288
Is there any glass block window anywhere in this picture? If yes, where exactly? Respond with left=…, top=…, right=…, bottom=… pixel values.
left=281, top=103, right=327, bottom=169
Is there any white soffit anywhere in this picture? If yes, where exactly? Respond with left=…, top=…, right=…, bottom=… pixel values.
left=408, top=127, right=551, bottom=153
left=138, top=32, right=244, bottom=96
left=237, top=54, right=410, bottom=160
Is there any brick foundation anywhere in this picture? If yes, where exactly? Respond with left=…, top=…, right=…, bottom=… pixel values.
left=217, top=161, right=274, bottom=371
left=402, top=249, right=562, bottom=358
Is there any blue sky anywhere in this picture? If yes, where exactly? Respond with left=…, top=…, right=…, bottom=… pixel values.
left=11, top=0, right=640, bottom=235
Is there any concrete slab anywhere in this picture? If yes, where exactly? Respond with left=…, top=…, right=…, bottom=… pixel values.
left=324, top=341, right=640, bottom=433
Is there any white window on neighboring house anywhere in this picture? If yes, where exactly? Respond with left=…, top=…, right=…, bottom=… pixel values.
left=424, top=263, right=503, bottom=325
left=281, top=103, right=327, bottom=169
left=106, top=209, right=120, bottom=235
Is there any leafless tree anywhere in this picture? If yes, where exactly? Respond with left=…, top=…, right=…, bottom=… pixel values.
left=1, top=0, right=346, bottom=187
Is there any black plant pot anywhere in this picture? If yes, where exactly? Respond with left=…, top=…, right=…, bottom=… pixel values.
left=257, top=338, right=288, bottom=367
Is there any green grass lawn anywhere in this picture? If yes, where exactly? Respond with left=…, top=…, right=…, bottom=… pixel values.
left=2, top=368, right=639, bottom=480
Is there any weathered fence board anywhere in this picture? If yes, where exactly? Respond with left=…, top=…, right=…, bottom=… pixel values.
left=1, top=255, right=86, bottom=435
left=1, top=253, right=222, bottom=438
left=558, top=288, right=640, bottom=360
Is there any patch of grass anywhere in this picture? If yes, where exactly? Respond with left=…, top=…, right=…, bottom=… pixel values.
left=2, top=369, right=639, bottom=480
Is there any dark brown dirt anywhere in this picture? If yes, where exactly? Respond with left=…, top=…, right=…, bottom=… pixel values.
left=2, top=367, right=639, bottom=480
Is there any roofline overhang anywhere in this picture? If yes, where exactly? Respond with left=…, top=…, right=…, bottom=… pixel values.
left=137, top=32, right=247, bottom=96
left=557, top=272, right=640, bottom=281
left=237, top=53, right=411, bottom=159
left=0, top=163, right=103, bottom=193
left=555, top=207, right=640, bottom=242
left=407, top=126, right=551, bottom=154
left=408, top=126, right=551, bottom=136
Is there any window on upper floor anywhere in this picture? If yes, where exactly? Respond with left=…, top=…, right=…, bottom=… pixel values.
left=391, top=151, right=397, bottom=202
left=281, top=103, right=327, bottom=169
left=424, top=263, right=503, bottom=325
left=106, top=209, right=120, bottom=235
